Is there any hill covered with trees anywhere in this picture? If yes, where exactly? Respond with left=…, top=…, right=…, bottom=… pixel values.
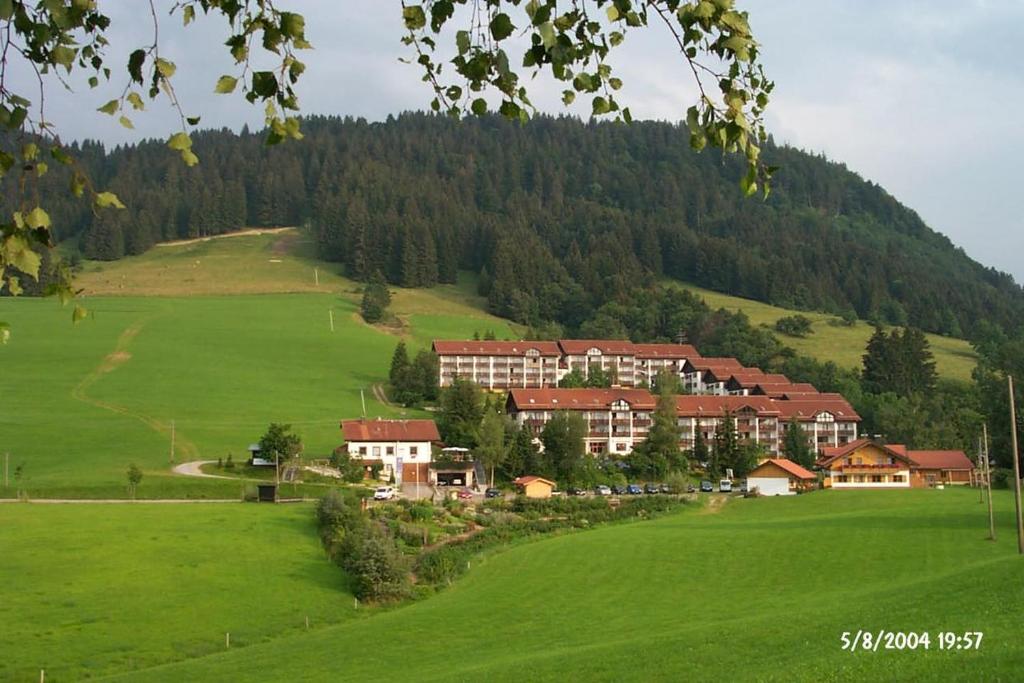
left=26, top=113, right=1024, bottom=338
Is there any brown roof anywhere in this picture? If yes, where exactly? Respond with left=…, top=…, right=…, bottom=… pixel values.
left=632, top=343, right=700, bottom=359
left=775, top=398, right=860, bottom=421
left=816, top=439, right=913, bottom=466
left=675, top=395, right=780, bottom=416
left=908, top=450, right=974, bottom=470
left=432, top=340, right=561, bottom=356
left=513, top=476, right=556, bottom=487
left=558, top=339, right=636, bottom=355
left=341, top=419, right=440, bottom=442
left=751, top=458, right=817, bottom=480
left=508, top=388, right=656, bottom=411
left=752, top=382, right=819, bottom=398
left=681, top=357, right=743, bottom=373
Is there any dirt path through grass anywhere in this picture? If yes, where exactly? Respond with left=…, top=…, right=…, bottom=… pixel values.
left=70, top=315, right=201, bottom=462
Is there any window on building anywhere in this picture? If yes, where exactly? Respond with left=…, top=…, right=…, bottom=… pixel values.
left=410, top=446, right=418, bottom=456
left=870, top=475, right=882, bottom=483
left=893, top=475, right=905, bottom=483
left=372, top=446, right=381, bottom=457
left=386, top=446, right=394, bottom=456
left=359, top=446, right=367, bottom=456
left=836, top=475, right=848, bottom=483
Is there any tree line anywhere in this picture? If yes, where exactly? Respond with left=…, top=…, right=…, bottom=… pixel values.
left=10, top=113, right=1023, bottom=340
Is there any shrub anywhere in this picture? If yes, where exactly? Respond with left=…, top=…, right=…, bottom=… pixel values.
left=774, top=315, right=813, bottom=337
left=225, top=453, right=235, bottom=469
left=347, top=525, right=410, bottom=602
left=990, top=468, right=1013, bottom=490
left=408, top=501, right=434, bottom=522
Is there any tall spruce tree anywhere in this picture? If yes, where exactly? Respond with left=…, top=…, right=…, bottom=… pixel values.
left=782, top=419, right=815, bottom=469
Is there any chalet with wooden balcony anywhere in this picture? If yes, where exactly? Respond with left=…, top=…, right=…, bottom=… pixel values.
left=818, top=440, right=975, bottom=489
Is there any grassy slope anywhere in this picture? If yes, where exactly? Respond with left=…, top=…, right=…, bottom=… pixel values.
left=87, top=488, right=1024, bottom=682
left=0, top=230, right=515, bottom=496
left=667, top=281, right=978, bottom=383
left=0, top=503, right=360, bottom=682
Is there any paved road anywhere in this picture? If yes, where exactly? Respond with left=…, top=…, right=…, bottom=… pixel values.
left=172, top=460, right=227, bottom=478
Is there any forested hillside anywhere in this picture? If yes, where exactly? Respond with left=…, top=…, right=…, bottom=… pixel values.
left=22, top=114, right=1024, bottom=337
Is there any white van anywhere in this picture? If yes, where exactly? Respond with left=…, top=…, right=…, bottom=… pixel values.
left=718, top=479, right=733, bottom=493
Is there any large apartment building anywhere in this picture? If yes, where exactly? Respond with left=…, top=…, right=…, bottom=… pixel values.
left=433, top=339, right=700, bottom=390
left=433, top=340, right=561, bottom=389
left=504, top=388, right=860, bottom=456
left=506, top=388, right=656, bottom=455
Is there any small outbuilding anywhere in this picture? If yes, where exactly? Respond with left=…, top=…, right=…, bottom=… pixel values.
left=909, top=450, right=975, bottom=487
left=513, top=476, right=556, bottom=499
left=256, top=483, right=278, bottom=503
left=747, top=458, right=817, bottom=496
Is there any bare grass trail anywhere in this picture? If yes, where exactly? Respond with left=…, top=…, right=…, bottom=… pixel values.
left=153, top=226, right=294, bottom=248
left=70, top=314, right=201, bottom=463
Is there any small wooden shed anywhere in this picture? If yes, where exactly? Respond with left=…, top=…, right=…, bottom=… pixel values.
left=513, top=476, right=556, bottom=499
left=256, top=483, right=278, bottom=503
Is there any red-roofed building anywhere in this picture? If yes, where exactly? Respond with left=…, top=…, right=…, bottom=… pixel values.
left=674, top=395, right=782, bottom=454
left=816, top=439, right=915, bottom=488
left=747, top=458, right=818, bottom=495
left=632, top=343, right=701, bottom=386
left=506, top=388, right=657, bottom=455
left=908, top=450, right=975, bottom=486
left=776, top=398, right=860, bottom=450
left=681, top=358, right=745, bottom=394
left=340, top=418, right=440, bottom=484
left=433, top=340, right=561, bottom=389
left=557, top=339, right=638, bottom=386
left=817, top=440, right=975, bottom=489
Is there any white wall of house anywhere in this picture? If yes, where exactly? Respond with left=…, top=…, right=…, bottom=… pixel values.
left=748, top=477, right=792, bottom=496
left=345, top=440, right=432, bottom=482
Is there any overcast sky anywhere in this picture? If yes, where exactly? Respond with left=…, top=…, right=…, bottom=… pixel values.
left=14, top=1, right=1024, bottom=281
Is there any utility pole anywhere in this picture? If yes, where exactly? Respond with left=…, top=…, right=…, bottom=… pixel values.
left=170, top=420, right=176, bottom=464
left=329, top=309, right=335, bottom=332
left=4, top=452, right=8, bottom=488
left=984, top=423, right=995, bottom=541
left=360, top=389, right=367, bottom=418
left=275, top=450, right=280, bottom=487
left=314, top=268, right=319, bottom=286
left=1008, top=376, right=1024, bottom=554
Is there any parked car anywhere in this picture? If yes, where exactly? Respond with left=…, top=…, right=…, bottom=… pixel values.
left=594, top=484, right=612, bottom=496
left=644, top=483, right=660, bottom=494
left=699, top=480, right=714, bottom=493
left=567, top=486, right=587, bottom=497
left=456, top=488, right=474, bottom=500
left=719, top=479, right=733, bottom=493
left=686, top=483, right=697, bottom=493
left=484, top=487, right=503, bottom=499
left=739, top=481, right=748, bottom=494
left=626, top=484, right=644, bottom=495
left=659, top=483, right=673, bottom=494
left=373, top=486, right=395, bottom=501
left=610, top=484, right=627, bottom=495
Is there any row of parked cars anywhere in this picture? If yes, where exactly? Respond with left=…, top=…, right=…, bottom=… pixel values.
left=698, top=479, right=746, bottom=493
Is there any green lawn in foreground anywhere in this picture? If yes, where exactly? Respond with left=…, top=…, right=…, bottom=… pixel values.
left=0, top=503, right=358, bottom=682
left=667, top=280, right=978, bottom=382
left=78, top=488, right=1024, bottom=682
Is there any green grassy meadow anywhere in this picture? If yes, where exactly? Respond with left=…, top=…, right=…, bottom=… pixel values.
left=0, top=502, right=361, bottom=682
left=2, top=489, right=1019, bottom=681
left=668, top=280, right=978, bottom=382
left=1, top=231, right=515, bottom=497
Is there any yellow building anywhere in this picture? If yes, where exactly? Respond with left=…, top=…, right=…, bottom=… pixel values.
left=817, top=439, right=913, bottom=488
left=513, top=476, right=556, bottom=499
